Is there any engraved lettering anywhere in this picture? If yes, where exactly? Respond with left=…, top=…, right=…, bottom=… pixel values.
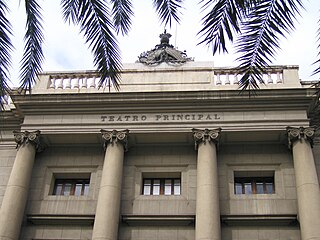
left=185, top=114, right=190, bottom=120
left=156, top=115, right=162, bottom=121
left=214, top=114, right=220, bottom=119
left=117, top=116, right=122, bottom=121
left=163, top=115, right=169, bottom=120
left=132, top=116, right=138, bottom=121
left=124, top=116, right=130, bottom=121
left=198, top=114, right=203, bottom=120
left=141, top=115, right=147, bottom=121
left=109, top=116, right=115, bottom=121
left=177, top=114, right=183, bottom=120
left=206, top=114, right=212, bottom=120
left=101, top=116, right=107, bottom=122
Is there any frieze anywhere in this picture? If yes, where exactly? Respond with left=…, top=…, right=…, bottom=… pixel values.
left=101, top=113, right=221, bottom=123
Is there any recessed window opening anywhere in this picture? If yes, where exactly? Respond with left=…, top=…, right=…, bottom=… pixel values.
left=51, top=173, right=91, bottom=196
left=142, top=172, right=181, bottom=196
left=234, top=171, right=275, bottom=195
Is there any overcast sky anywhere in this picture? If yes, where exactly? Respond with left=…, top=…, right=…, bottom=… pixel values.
left=7, top=0, right=320, bottom=87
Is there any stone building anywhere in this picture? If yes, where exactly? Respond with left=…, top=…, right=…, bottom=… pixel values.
left=0, top=34, right=320, bottom=240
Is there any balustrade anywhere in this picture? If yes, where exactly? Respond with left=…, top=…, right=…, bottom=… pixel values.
left=30, top=65, right=299, bottom=93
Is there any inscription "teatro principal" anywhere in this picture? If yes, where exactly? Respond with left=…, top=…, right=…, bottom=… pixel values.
left=101, top=113, right=221, bottom=122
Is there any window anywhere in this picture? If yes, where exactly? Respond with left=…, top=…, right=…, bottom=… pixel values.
left=234, top=177, right=274, bottom=194
left=143, top=178, right=181, bottom=195
left=53, top=179, right=90, bottom=196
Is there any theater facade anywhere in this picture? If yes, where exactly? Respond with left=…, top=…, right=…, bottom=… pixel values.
left=0, top=35, right=320, bottom=240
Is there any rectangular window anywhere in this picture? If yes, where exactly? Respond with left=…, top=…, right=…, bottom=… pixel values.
left=234, top=176, right=275, bottom=194
left=53, top=179, right=90, bottom=196
left=142, top=178, right=181, bottom=195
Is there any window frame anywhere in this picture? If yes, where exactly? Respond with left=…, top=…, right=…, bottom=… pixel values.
left=52, top=178, right=90, bottom=196
left=142, top=178, right=181, bottom=196
left=234, top=176, right=275, bottom=195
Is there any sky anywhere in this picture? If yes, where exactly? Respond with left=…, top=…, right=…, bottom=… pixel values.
left=7, top=0, right=320, bottom=87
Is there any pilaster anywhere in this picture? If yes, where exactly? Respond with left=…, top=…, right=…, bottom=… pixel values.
left=0, top=130, right=41, bottom=240
left=193, top=128, right=221, bottom=240
left=92, top=129, right=129, bottom=240
left=287, top=127, right=320, bottom=240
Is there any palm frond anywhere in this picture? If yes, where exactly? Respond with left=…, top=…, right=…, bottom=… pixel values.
left=0, top=0, right=13, bottom=110
left=78, top=0, right=122, bottom=90
left=61, top=0, right=80, bottom=24
left=198, top=0, right=241, bottom=54
left=19, top=0, right=44, bottom=92
left=236, top=0, right=303, bottom=90
left=110, top=0, right=133, bottom=35
left=313, top=18, right=320, bottom=76
left=153, top=0, right=184, bottom=28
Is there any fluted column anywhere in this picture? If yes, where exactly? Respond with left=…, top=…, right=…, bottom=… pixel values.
left=193, top=128, right=221, bottom=240
left=287, top=127, right=320, bottom=240
left=92, top=129, right=129, bottom=240
left=0, top=130, right=41, bottom=240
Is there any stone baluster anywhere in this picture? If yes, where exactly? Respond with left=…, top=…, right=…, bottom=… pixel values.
left=74, top=77, right=80, bottom=88
left=225, top=73, right=230, bottom=85
left=0, top=131, right=41, bottom=240
left=49, top=77, right=55, bottom=89
left=66, top=77, right=72, bottom=89
left=193, top=128, right=221, bottom=240
left=216, top=73, right=221, bottom=85
left=267, top=72, right=273, bottom=84
left=57, top=77, right=64, bottom=89
left=277, top=71, right=282, bottom=83
left=92, top=129, right=129, bottom=240
left=82, top=77, right=88, bottom=89
left=234, top=74, right=239, bottom=85
left=287, top=127, right=320, bottom=240
left=90, top=76, right=96, bottom=88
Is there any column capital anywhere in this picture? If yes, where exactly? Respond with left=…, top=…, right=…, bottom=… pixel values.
left=13, top=130, right=41, bottom=150
left=192, top=128, right=221, bottom=150
left=286, top=126, right=315, bottom=148
left=101, top=129, right=129, bottom=151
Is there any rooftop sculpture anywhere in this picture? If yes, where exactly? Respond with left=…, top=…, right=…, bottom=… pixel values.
left=138, top=30, right=193, bottom=65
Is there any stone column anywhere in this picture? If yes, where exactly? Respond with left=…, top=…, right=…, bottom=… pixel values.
left=0, top=130, right=41, bottom=240
left=92, top=129, right=129, bottom=240
left=287, top=127, right=320, bottom=240
left=193, top=128, right=221, bottom=240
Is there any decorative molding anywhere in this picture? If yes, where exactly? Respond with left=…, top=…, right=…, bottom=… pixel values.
left=192, top=128, right=221, bottom=150
left=100, top=129, right=129, bottom=151
left=286, top=126, right=315, bottom=148
left=13, top=130, right=42, bottom=151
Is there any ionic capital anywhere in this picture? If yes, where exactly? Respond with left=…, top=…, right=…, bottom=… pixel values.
left=286, top=126, right=315, bottom=148
left=13, top=130, right=41, bottom=150
left=101, top=129, right=129, bottom=151
left=192, top=128, right=221, bottom=150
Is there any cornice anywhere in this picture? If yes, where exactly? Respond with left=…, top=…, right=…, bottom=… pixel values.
left=10, top=88, right=315, bottom=116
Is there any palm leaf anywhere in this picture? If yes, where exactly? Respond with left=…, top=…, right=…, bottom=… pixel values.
left=198, top=0, right=241, bottom=54
left=110, top=0, right=133, bottom=35
left=313, top=18, right=320, bottom=76
left=236, top=0, right=303, bottom=90
left=61, top=0, right=80, bottom=24
left=0, top=0, right=13, bottom=111
left=77, top=0, right=122, bottom=90
left=19, top=0, right=44, bottom=92
left=153, top=0, right=183, bottom=27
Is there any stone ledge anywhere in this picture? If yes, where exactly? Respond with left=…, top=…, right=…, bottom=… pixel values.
left=121, top=215, right=195, bottom=226
left=27, top=214, right=94, bottom=225
left=221, top=214, right=298, bottom=226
